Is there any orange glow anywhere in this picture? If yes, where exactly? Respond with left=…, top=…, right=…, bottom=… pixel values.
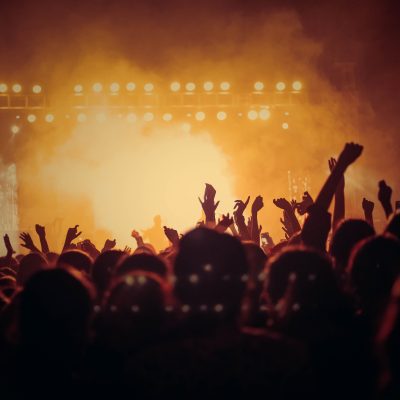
left=12, top=84, right=22, bottom=93
left=0, top=83, right=7, bottom=93
left=32, top=84, right=42, bottom=94
left=74, top=84, right=83, bottom=93
left=276, top=82, right=286, bottom=91
left=39, top=119, right=235, bottom=246
left=144, top=83, right=154, bottom=92
left=93, top=83, right=103, bottom=93
left=292, top=81, right=302, bottom=91
left=170, top=82, right=181, bottom=92
left=27, top=114, right=36, bottom=123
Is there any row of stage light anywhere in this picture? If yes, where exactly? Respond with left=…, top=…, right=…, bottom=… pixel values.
left=10, top=109, right=283, bottom=124
left=0, top=81, right=303, bottom=94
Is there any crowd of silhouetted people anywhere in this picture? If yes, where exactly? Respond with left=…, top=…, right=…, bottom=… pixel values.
left=1, top=142, right=400, bottom=399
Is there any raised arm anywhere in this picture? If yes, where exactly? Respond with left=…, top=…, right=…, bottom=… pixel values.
left=198, top=183, right=219, bottom=227
left=273, top=198, right=301, bottom=235
left=315, top=143, right=363, bottom=211
left=233, top=196, right=251, bottom=240
left=302, top=142, right=363, bottom=251
left=35, top=224, right=50, bottom=253
left=251, top=195, right=264, bottom=245
left=20, top=232, right=41, bottom=253
left=362, top=198, right=374, bottom=227
left=378, top=180, right=393, bottom=219
left=328, top=158, right=345, bottom=231
left=4, top=234, right=15, bottom=260
left=62, top=225, right=82, bottom=252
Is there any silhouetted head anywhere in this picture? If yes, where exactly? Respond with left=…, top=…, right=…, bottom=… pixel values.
left=330, top=219, right=375, bottom=273
left=101, top=271, right=169, bottom=347
left=45, top=251, right=59, bottom=266
left=174, top=228, right=248, bottom=320
left=58, top=249, right=92, bottom=273
left=264, top=246, right=347, bottom=337
left=19, top=268, right=94, bottom=375
left=91, top=250, right=125, bottom=294
left=386, top=212, right=400, bottom=241
left=17, top=252, right=48, bottom=287
left=348, top=234, right=400, bottom=321
left=133, top=244, right=157, bottom=255
left=116, top=253, right=168, bottom=278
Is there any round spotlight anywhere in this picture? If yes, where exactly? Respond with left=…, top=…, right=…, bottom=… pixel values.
left=45, top=114, right=55, bottom=123
left=110, top=82, right=120, bottom=93
left=12, top=84, right=22, bottom=93
left=126, top=113, right=137, bottom=123
left=254, top=81, right=264, bottom=91
left=170, top=82, right=181, bottom=92
left=216, top=111, right=227, bottom=121
left=143, top=112, right=154, bottom=122
left=11, top=125, right=20, bottom=134
left=144, top=83, right=154, bottom=92
left=203, top=81, right=214, bottom=91
left=276, top=82, right=286, bottom=91
left=126, top=82, right=136, bottom=92
left=74, top=84, right=83, bottom=93
left=182, top=123, right=191, bottom=133
left=77, top=113, right=87, bottom=122
left=247, top=110, right=258, bottom=120
left=27, top=114, right=36, bottom=123
left=259, top=109, right=271, bottom=120
left=92, top=83, right=103, bottom=93
left=220, top=82, right=230, bottom=91
left=282, top=122, right=289, bottom=130
left=32, top=85, right=42, bottom=94
left=162, top=113, right=173, bottom=121
left=0, top=83, right=8, bottom=93
left=292, top=81, right=302, bottom=91
left=95, top=113, right=106, bottom=122
left=185, top=82, right=196, bottom=92
left=195, top=111, right=206, bottom=121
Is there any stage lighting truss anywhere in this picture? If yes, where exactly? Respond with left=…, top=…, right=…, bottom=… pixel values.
left=4, top=107, right=295, bottom=130
left=0, top=81, right=305, bottom=110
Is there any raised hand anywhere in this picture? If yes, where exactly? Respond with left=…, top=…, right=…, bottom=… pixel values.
left=35, top=224, right=46, bottom=237
left=362, top=197, right=375, bottom=227
left=216, top=213, right=234, bottom=233
left=102, top=238, right=116, bottom=252
left=20, top=232, right=40, bottom=253
left=362, top=198, right=374, bottom=215
left=234, top=196, right=250, bottom=216
left=378, top=180, right=393, bottom=218
left=337, top=142, right=364, bottom=168
left=163, top=226, right=180, bottom=247
left=329, top=158, right=344, bottom=191
left=296, top=191, right=313, bottom=215
left=131, top=229, right=144, bottom=247
left=273, top=198, right=291, bottom=210
left=123, top=246, right=131, bottom=254
left=63, top=225, right=82, bottom=251
left=4, top=234, right=15, bottom=257
left=66, top=225, right=82, bottom=243
left=251, top=195, right=264, bottom=214
left=199, top=183, right=220, bottom=224
left=35, top=224, right=50, bottom=253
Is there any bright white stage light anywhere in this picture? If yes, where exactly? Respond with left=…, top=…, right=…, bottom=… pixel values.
left=276, top=82, right=286, bottom=91
left=220, top=82, right=230, bottom=91
left=217, top=111, right=227, bottom=120
left=32, top=85, right=42, bottom=94
left=254, top=81, right=264, bottom=91
left=93, top=83, right=103, bottom=93
left=170, top=82, right=181, bottom=92
left=144, top=83, right=154, bottom=92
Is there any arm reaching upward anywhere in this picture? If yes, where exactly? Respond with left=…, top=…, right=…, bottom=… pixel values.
left=328, top=158, right=345, bottom=231
left=251, top=195, right=264, bottom=245
left=198, top=183, right=219, bottom=226
left=362, top=198, right=374, bottom=227
left=378, top=180, right=393, bottom=218
left=35, top=224, right=50, bottom=253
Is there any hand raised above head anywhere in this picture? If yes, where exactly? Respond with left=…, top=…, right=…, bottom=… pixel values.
left=251, top=195, right=264, bottom=214
left=337, top=142, right=363, bottom=168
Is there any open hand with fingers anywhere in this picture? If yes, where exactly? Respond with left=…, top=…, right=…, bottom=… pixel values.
left=216, top=213, right=234, bottom=233
left=102, top=239, right=116, bottom=252
left=164, top=226, right=180, bottom=247
left=199, top=183, right=220, bottom=223
left=296, top=192, right=313, bottom=215
left=20, top=232, right=40, bottom=253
